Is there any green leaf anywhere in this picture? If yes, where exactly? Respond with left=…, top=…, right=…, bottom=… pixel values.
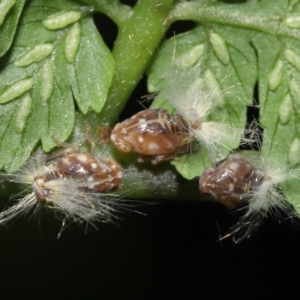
left=0, top=0, right=114, bottom=172
left=147, top=25, right=256, bottom=179
left=68, top=18, right=115, bottom=114
left=171, top=148, right=211, bottom=180
left=0, top=0, right=26, bottom=58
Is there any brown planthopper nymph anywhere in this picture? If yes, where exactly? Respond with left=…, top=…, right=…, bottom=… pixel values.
left=48, top=152, right=122, bottom=194
left=199, top=153, right=298, bottom=243
left=0, top=131, right=125, bottom=236
left=110, top=108, right=193, bottom=164
left=199, top=154, right=258, bottom=209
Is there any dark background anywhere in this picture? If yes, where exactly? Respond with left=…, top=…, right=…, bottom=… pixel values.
left=1, top=1, right=300, bottom=299
left=1, top=199, right=299, bottom=298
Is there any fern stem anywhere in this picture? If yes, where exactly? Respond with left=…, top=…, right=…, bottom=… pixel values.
left=97, top=0, right=175, bottom=126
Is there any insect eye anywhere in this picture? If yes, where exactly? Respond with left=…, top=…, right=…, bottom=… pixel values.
left=117, top=142, right=132, bottom=153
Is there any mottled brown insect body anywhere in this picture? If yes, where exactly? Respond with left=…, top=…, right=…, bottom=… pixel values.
left=31, top=146, right=122, bottom=202
left=111, top=109, right=192, bottom=164
left=199, top=154, right=264, bottom=209
left=54, top=154, right=122, bottom=193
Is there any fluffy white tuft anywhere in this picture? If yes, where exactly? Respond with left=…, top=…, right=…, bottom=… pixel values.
left=2, top=149, right=49, bottom=185
left=159, top=66, right=218, bottom=125
left=158, top=65, right=242, bottom=153
left=192, top=122, right=243, bottom=153
left=0, top=194, right=40, bottom=225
